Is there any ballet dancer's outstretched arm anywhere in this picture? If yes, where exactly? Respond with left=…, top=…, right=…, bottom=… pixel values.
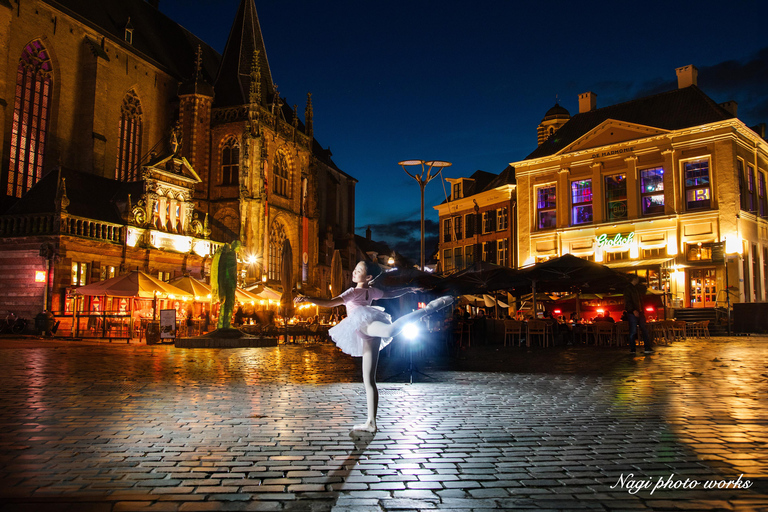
left=378, top=286, right=424, bottom=299
left=294, top=294, right=344, bottom=308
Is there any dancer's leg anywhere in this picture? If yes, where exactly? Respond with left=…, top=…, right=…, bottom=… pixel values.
left=364, top=296, right=453, bottom=339
left=353, top=336, right=380, bottom=433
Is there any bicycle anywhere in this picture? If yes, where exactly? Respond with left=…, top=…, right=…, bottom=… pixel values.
left=0, top=315, right=28, bottom=334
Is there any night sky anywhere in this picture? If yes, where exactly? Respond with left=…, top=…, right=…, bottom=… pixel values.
left=160, top=0, right=768, bottom=262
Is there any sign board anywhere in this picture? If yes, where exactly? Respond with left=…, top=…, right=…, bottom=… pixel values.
left=596, top=232, right=635, bottom=248
left=159, top=309, right=176, bottom=339
left=711, top=242, right=725, bottom=263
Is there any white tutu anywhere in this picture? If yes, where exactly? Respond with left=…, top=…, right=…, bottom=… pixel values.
left=328, top=305, right=393, bottom=357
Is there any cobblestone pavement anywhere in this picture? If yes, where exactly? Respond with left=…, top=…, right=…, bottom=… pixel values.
left=0, top=335, right=766, bottom=511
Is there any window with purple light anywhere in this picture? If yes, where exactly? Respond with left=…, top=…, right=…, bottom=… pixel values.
left=605, top=174, right=627, bottom=221
left=684, top=160, right=711, bottom=210
left=640, top=167, right=665, bottom=216
left=536, top=184, right=556, bottom=229
left=571, top=179, right=593, bottom=225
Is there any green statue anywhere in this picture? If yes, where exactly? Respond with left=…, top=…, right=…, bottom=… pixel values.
left=210, top=240, right=242, bottom=329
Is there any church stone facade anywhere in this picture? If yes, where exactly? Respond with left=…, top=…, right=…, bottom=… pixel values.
left=0, top=0, right=356, bottom=320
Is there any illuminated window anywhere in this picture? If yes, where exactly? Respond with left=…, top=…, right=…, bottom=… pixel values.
left=497, top=207, right=508, bottom=231
left=640, top=167, right=665, bottom=216
left=497, top=238, right=508, bottom=265
left=571, top=179, right=593, bottom=225
left=605, top=250, right=629, bottom=262
left=451, top=182, right=462, bottom=200
left=536, top=185, right=556, bottom=229
left=686, top=242, right=713, bottom=262
left=642, top=247, right=665, bottom=259
left=605, top=174, right=627, bottom=221
left=115, top=90, right=143, bottom=181
left=684, top=159, right=711, bottom=210
left=443, top=248, right=453, bottom=271
left=158, top=271, right=171, bottom=282
left=100, top=265, right=116, bottom=281
left=268, top=221, right=286, bottom=281
left=221, top=137, right=239, bottom=186
left=71, top=262, right=88, bottom=286
left=8, top=40, right=52, bottom=198
left=443, top=218, right=451, bottom=243
left=738, top=159, right=747, bottom=210
left=274, top=152, right=289, bottom=197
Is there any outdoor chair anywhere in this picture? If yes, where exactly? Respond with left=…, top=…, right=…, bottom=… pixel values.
left=593, top=321, right=614, bottom=346
left=671, top=321, right=687, bottom=341
left=456, top=320, right=472, bottom=348
left=503, top=319, right=523, bottom=347
left=614, top=321, right=629, bottom=346
left=688, top=320, right=710, bottom=339
left=526, top=320, right=553, bottom=347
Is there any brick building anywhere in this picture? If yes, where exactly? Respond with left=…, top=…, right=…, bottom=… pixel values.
left=0, top=0, right=356, bottom=320
left=433, top=168, right=517, bottom=273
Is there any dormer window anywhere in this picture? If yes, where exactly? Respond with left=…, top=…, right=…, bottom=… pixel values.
left=452, top=181, right=463, bottom=201
left=124, top=18, right=134, bottom=45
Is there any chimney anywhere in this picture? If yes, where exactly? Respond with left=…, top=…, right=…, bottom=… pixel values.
left=366, top=226, right=371, bottom=240
left=676, top=65, right=698, bottom=88
left=719, top=100, right=738, bottom=117
left=578, top=92, right=597, bottom=113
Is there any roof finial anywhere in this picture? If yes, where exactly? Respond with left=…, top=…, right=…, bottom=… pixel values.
left=249, top=50, right=262, bottom=105
left=195, top=44, right=203, bottom=83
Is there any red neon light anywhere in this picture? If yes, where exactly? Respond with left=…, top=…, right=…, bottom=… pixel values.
left=553, top=309, right=562, bottom=315
left=645, top=306, right=655, bottom=312
left=596, top=308, right=605, bottom=314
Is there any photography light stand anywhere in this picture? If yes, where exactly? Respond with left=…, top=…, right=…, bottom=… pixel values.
left=384, top=322, right=435, bottom=384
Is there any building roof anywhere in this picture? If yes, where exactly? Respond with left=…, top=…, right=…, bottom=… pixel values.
left=526, top=85, right=736, bottom=160
left=47, top=0, right=220, bottom=84
left=484, top=165, right=516, bottom=190
left=213, top=0, right=273, bottom=108
left=4, top=168, right=142, bottom=225
left=543, top=103, right=570, bottom=120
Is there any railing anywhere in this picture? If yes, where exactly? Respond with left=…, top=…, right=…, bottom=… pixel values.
left=0, top=213, right=123, bottom=243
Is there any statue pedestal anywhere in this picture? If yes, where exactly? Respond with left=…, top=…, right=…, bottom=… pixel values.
left=175, top=328, right=278, bottom=348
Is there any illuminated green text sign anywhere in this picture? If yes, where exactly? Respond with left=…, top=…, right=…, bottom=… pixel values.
left=596, top=232, right=635, bottom=248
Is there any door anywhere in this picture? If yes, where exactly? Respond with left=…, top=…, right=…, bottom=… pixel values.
left=689, top=268, right=717, bottom=308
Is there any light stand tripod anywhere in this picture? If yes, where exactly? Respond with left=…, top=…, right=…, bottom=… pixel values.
left=384, top=323, right=435, bottom=384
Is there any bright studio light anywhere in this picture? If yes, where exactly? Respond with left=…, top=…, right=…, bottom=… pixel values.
left=402, top=323, right=419, bottom=340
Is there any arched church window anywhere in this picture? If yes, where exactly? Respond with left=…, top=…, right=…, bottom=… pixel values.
left=268, top=220, right=287, bottom=281
left=273, top=151, right=289, bottom=197
left=8, top=40, right=53, bottom=198
left=221, top=137, right=239, bottom=186
left=116, top=90, right=143, bottom=181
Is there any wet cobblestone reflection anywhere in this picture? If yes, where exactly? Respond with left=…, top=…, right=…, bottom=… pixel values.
left=0, top=337, right=766, bottom=511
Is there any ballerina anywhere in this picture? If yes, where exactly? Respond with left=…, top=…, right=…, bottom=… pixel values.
left=294, top=260, right=453, bottom=434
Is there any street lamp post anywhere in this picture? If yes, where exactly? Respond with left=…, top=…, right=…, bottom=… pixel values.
left=399, top=159, right=452, bottom=270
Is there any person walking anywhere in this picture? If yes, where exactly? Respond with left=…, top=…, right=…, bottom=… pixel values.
left=624, top=275, right=654, bottom=354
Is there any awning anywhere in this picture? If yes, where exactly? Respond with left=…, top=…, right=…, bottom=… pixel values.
left=604, top=257, right=675, bottom=269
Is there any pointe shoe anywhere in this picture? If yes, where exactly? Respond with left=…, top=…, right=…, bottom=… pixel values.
left=424, top=295, right=454, bottom=314
left=350, top=422, right=377, bottom=434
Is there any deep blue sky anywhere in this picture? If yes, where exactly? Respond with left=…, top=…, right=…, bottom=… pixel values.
left=161, top=0, right=768, bottom=262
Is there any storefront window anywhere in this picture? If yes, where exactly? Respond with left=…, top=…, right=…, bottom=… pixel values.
left=605, top=174, right=627, bottom=221
left=571, top=179, right=593, bottom=225
left=684, top=159, right=711, bottom=210
left=537, top=185, right=556, bottom=229
left=640, top=167, right=665, bottom=216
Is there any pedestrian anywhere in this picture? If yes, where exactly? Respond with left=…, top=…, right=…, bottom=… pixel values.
left=294, top=260, right=453, bottom=434
left=624, top=275, right=654, bottom=354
